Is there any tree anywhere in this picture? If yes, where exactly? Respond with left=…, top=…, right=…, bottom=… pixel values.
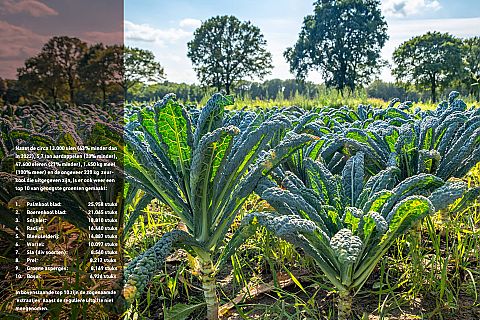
left=18, top=52, right=66, bottom=105
left=284, top=0, right=388, bottom=93
left=42, top=36, right=87, bottom=104
left=124, top=47, right=164, bottom=97
left=187, top=15, right=273, bottom=94
left=79, top=44, right=124, bottom=104
left=0, top=78, right=6, bottom=103
left=17, top=36, right=87, bottom=105
left=393, top=32, right=463, bottom=103
left=463, top=37, right=480, bottom=101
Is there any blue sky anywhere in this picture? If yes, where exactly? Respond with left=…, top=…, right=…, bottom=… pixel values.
left=125, top=0, right=480, bottom=84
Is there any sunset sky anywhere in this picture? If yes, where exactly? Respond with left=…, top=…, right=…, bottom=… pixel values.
left=0, top=0, right=123, bottom=79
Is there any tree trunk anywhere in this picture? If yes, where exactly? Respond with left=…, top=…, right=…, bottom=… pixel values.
left=431, top=75, right=437, bottom=103
left=68, top=75, right=75, bottom=105
left=337, top=290, right=352, bottom=320
left=102, top=82, right=107, bottom=106
left=199, top=258, right=218, bottom=320
left=51, top=87, right=57, bottom=106
left=70, top=86, right=75, bottom=105
left=225, top=83, right=230, bottom=95
left=123, top=85, right=128, bottom=102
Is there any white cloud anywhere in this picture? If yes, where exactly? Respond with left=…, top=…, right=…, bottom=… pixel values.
left=179, top=18, right=201, bottom=30
left=0, top=0, right=58, bottom=17
left=125, top=19, right=199, bottom=82
left=380, top=17, right=480, bottom=81
left=124, top=20, right=191, bottom=45
left=382, top=0, right=441, bottom=17
left=126, top=15, right=480, bottom=84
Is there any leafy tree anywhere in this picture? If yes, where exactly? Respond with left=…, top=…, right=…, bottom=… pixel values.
left=42, top=36, right=87, bottom=104
left=0, top=78, right=6, bottom=103
left=285, top=0, right=388, bottom=93
left=393, top=32, right=463, bottom=103
left=463, top=37, right=480, bottom=101
left=79, top=44, right=124, bottom=104
left=124, top=47, right=164, bottom=97
left=367, top=80, right=419, bottom=101
left=4, top=80, right=21, bottom=105
left=17, top=36, right=87, bottom=105
left=187, top=15, right=273, bottom=94
left=18, top=52, right=66, bottom=105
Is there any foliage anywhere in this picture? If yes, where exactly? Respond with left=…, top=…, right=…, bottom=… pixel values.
left=300, top=92, right=480, bottom=182
left=14, top=36, right=125, bottom=105
left=367, top=80, right=420, bottom=102
left=462, top=36, right=480, bottom=101
left=79, top=44, right=124, bottom=104
left=0, top=102, right=124, bottom=241
left=393, top=32, right=463, bottom=103
left=285, top=0, right=388, bottom=92
left=240, top=151, right=474, bottom=319
left=122, top=93, right=311, bottom=319
left=187, top=15, right=273, bottom=94
left=124, top=47, right=165, bottom=96
left=18, top=36, right=88, bottom=105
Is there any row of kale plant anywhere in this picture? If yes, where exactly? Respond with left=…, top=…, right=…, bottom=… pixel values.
left=122, top=91, right=480, bottom=320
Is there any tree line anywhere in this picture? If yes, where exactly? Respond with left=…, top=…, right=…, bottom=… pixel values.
left=0, top=37, right=164, bottom=106
left=183, top=1, right=479, bottom=102
left=2, top=0, right=479, bottom=106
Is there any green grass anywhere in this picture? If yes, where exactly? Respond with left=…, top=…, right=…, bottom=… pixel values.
left=130, top=87, right=480, bottom=112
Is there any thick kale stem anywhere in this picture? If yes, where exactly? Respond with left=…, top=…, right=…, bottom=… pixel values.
left=337, top=290, right=352, bottom=320
left=199, top=257, right=219, bottom=320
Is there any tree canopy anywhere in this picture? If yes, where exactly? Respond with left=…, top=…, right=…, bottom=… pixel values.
left=15, top=36, right=128, bottom=105
left=284, top=0, right=388, bottom=93
left=79, top=44, right=124, bottom=104
left=18, top=36, right=87, bottom=105
left=393, top=32, right=463, bottom=103
left=187, top=15, right=273, bottom=94
left=462, top=37, right=480, bottom=101
left=124, top=47, right=165, bottom=97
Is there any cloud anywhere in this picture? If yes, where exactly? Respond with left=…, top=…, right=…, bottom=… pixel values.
left=1, top=0, right=58, bottom=17
left=179, top=18, right=201, bottom=30
left=124, top=20, right=191, bottom=45
left=125, top=19, right=199, bottom=82
left=0, top=21, right=47, bottom=58
left=0, top=20, right=48, bottom=78
left=82, top=31, right=124, bottom=45
left=382, top=0, right=441, bottom=17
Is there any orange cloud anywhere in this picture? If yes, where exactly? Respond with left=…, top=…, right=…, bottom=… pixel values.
left=0, top=20, right=48, bottom=78
left=82, top=31, right=124, bottom=45
left=1, top=0, right=58, bottom=17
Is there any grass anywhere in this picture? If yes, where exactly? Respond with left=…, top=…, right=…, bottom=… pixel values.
left=130, top=88, right=421, bottom=111
left=152, top=88, right=480, bottom=112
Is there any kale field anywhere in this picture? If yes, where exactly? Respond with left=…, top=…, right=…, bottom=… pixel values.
left=0, top=91, right=479, bottom=320
left=1, top=0, right=479, bottom=319
left=120, top=92, right=480, bottom=320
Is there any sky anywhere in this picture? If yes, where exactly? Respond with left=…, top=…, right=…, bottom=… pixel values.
left=0, top=0, right=478, bottom=82
left=124, top=0, right=480, bottom=84
left=0, top=0, right=123, bottom=79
